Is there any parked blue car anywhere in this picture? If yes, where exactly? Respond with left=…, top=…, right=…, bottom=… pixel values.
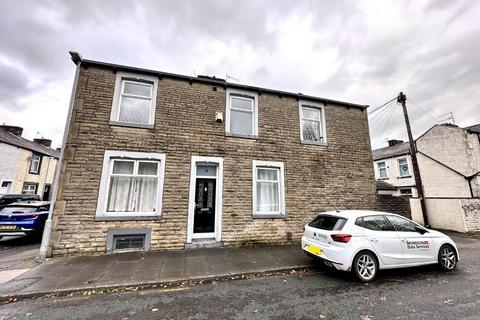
left=0, top=201, right=50, bottom=240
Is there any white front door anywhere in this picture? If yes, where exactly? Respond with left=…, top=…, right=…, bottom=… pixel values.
left=361, top=215, right=404, bottom=266
left=386, top=215, right=436, bottom=264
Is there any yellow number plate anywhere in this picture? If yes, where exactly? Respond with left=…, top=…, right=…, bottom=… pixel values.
left=0, top=225, right=17, bottom=230
left=306, top=245, right=322, bottom=255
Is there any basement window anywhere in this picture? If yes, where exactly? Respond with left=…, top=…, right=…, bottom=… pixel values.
left=113, top=234, right=145, bottom=251
left=106, top=228, right=151, bottom=253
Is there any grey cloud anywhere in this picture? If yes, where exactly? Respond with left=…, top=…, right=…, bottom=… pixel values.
left=0, top=63, right=35, bottom=111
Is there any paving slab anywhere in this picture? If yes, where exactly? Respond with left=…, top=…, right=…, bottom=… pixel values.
left=0, top=244, right=313, bottom=299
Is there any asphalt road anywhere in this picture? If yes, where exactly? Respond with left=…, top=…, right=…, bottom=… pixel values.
left=0, top=234, right=479, bottom=320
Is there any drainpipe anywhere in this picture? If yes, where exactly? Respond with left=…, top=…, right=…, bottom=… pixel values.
left=38, top=52, right=82, bottom=262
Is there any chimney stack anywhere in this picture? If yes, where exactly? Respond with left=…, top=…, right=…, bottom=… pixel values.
left=33, top=138, right=52, bottom=147
left=0, top=125, right=23, bottom=137
left=388, top=139, right=404, bottom=147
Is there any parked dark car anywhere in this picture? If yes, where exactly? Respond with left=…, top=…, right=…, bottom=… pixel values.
left=0, top=194, right=41, bottom=210
left=0, top=201, right=50, bottom=240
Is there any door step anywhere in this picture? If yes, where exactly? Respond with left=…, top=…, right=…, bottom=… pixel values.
left=185, top=239, right=223, bottom=250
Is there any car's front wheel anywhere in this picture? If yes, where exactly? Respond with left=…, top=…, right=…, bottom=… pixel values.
left=438, top=244, right=457, bottom=271
left=353, top=251, right=378, bottom=282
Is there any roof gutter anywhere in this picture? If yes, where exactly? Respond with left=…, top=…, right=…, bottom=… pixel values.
left=69, top=52, right=368, bottom=110
left=38, top=51, right=82, bottom=262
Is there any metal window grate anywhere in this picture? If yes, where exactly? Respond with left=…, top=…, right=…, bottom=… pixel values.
left=112, top=234, right=145, bottom=251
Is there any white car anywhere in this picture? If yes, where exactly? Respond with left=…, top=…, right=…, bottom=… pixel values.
left=301, top=210, right=459, bottom=282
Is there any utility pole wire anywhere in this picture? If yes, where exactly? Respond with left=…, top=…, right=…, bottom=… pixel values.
left=369, top=100, right=396, bottom=133
left=368, top=97, right=397, bottom=116
left=377, top=101, right=398, bottom=136
left=408, top=98, right=439, bottom=124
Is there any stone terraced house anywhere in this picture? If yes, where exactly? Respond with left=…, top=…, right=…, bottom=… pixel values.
left=49, top=52, right=377, bottom=256
left=0, top=125, right=59, bottom=200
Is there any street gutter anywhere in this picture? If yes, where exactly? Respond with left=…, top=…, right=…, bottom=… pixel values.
left=0, top=265, right=318, bottom=302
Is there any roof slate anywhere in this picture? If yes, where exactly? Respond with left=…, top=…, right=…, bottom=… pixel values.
left=0, top=129, right=60, bottom=158
left=466, top=124, right=480, bottom=134
left=372, top=141, right=410, bottom=161
left=376, top=180, right=396, bottom=190
left=72, top=52, right=369, bottom=110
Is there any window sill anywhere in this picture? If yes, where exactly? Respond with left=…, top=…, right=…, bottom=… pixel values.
left=252, top=213, right=286, bottom=219
left=28, top=172, right=40, bottom=175
left=109, top=121, right=154, bottom=129
left=397, top=175, right=412, bottom=179
left=300, top=140, right=327, bottom=146
left=377, top=177, right=389, bottom=180
left=225, top=132, right=258, bottom=140
left=95, top=214, right=161, bottom=221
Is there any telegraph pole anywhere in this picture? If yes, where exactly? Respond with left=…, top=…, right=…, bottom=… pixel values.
left=397, top=92, right=429, bottom=227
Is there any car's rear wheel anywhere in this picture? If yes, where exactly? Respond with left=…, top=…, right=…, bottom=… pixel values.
left=438, top=244, right=457, bottom=271
left=353, top=251, right=378, bottom=282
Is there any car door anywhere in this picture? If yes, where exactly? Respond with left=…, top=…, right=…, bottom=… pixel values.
left=386, top=215, right=436, bottom=264
left=360, top=215, right=404, bottom=266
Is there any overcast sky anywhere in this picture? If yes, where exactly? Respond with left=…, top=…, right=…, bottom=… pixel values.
left=1, top=0, right=479, bottom=149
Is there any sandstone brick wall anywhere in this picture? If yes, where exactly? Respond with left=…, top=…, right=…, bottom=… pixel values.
left=50, top=64, right=377, bottom=256
left=374, top=195, right=411, bottom=219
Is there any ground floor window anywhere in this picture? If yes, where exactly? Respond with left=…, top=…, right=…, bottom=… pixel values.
left=252, top=160, right=285, bottom=218
left=399, top=188, right=412, bottom=196
left=96, top=151, right=166, bottom=218
left=22, top=182, right=38, bottom=195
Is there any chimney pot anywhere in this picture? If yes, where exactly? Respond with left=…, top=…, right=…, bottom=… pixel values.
left=388, top=139, right=404, bottom=147
left=33, top=138, right=52, bottom=148
left=0, top=125, right=23, bottom=137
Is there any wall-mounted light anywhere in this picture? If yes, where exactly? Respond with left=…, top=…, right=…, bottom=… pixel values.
left=215, top=111, right=224, bottom=123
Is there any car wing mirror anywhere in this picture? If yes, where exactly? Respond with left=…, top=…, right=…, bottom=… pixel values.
left=415, top=226, right=427, bottom=234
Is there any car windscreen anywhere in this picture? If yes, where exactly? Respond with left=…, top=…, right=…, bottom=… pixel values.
left=308, top=215, right=347, bottom=231
left=0, top=207, right=38, bottom=214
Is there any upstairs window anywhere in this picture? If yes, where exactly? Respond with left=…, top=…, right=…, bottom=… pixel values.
left=111, top=72, right=158, bottom=128
left=29, top=154, right=42, bottom=174
left=299, top=102, right=326, bottom=144
left=398, top=158, right=410, bottom=177
left=226, top=89, right=258, bottom=137
left=252, top=160, right=285, bottom=218
left=377, top=162, right=387, bottom=178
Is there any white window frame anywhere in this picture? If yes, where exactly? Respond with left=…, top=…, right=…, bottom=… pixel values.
left=377, top=161, right=388, bottom=178
left=29, top=154, right=41, bottom=174
left=299, top=100, right=327, bottom=145
left=397, top=158, right=410, bottom=177
left=252, top=160, right=286, bottom=218
left=225, top=88, right=259, bottom=138
left=110, top=71, right=159, bottom=128
left=22, top=183, right=38, bottom=195
left=96, top=150, right=166, bottom=219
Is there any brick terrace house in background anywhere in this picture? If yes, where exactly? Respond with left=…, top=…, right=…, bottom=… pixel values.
left=50, top=52, right=377, bottom=256
left=0, top=125, right=59, bottom=199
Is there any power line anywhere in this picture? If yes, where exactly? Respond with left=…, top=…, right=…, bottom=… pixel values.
left=369, top=99, right=396, bottom=133
left=408, top=98, right=439, bottom=124
left=368, top=97, right=397, bottom=116
left=378, top=102, right=398, bottom=136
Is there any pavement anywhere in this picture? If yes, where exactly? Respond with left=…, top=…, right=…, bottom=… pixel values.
left=0, top=232, right=479, bottom=320
left=0, top=243, right=313, bottom=300
left=0, top=237, right=40, bottom=285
